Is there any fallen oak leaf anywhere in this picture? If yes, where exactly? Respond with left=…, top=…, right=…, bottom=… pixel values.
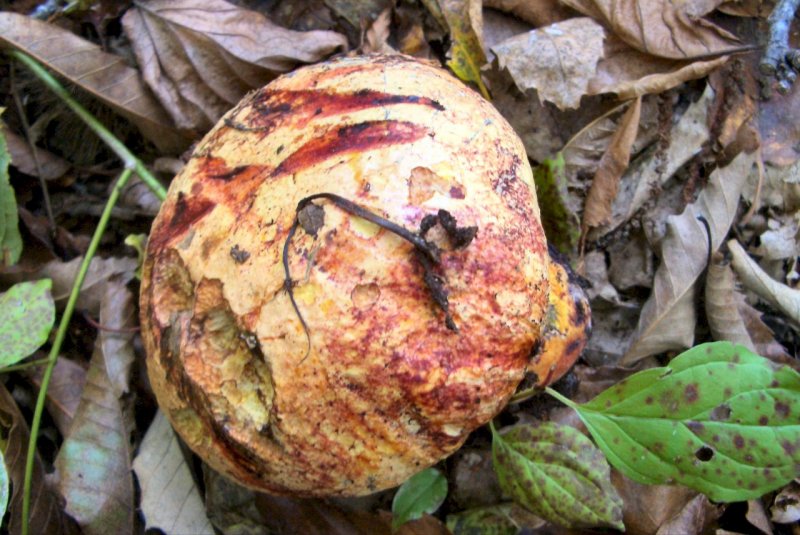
left=492, top=18, right=606, bottom=110
left=622, top=151, right=756, bottom=364
left=561, top=0, right=745, bottom=60
left=122, top=0, right=348, bottom=131
left=728, top=239, right=800, bottom=326
left=484, top=0, right=575, bottom=27
left=0, top=12, right=191, bottom=154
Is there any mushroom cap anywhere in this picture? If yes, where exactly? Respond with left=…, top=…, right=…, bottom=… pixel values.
left=140, top=54, right=549, bottom=496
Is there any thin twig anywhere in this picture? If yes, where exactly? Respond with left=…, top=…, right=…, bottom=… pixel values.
left=20, top=168, right=135, bottom=535
left=9, top=65, right=56, bottom=232
left=82, top=309, right=141, bottom=333
left=8, top=51, right=168, bottom=202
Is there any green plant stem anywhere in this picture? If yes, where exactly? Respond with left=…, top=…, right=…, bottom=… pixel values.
left=0, top=357, right=51, bottom=374
left=21, top=168, right=134, bottom=535
left=8, top=50, right=167, bottom=202
left=543, top=386, right=579, bottom=410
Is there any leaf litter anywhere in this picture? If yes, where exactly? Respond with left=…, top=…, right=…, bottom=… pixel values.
left=1, top=1, right=800, bottom=533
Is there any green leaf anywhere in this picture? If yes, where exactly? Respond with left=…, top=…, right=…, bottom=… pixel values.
left=0, top=448, right=9, bottom=522
left=532, top=154, right=580, bottom=254
left=572, top=341, right=800, bottom=502
left=0, top=280, right=55, bottom=367
left=490, top=421, right=623, bottom=530
left=392, top=467, right=447, bottom=531
left=0, top=118, right=23, bottom=266
left=124, top=233, right=147, bottom=280
left=447, top=504, right=517, bottom=535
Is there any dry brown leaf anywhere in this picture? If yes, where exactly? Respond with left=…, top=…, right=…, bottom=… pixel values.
left=23, top=357, right=87, bottom=437
left=55, top=300, right=135, bottom=535
left=134, top=411, right=213, bottom=534
left=593, top=84, right=714, bottom=239
left=704, top=252, right=789, bottom=362
left=2, top=124, right=69, bottom=181
left=728, top=239, right=800, bottom=325
left=582, top=96, right=641, bottom=231
left=122, top=0, right=348, bottom=131
left=622, top=151, right=756, bottom=364
left=745, top=499, right=773, bottom=535
left=483, top=0, right=575, bottom=27
left=589, top=34, right=730, bottom=99
left=492, top=17, right=606, bottom=110
left=0, top=383, right=66, bottom=535
left=611, top=470, right=699, bottom=535
left=98, top=281, right=136, bottom=395
left=561, top=0, right=743, bottom=59
left=0, top=12, right=190, bottom=155
left=325, top=0, right=392, bottom=29
left=656, top=494, right=723, bottom=535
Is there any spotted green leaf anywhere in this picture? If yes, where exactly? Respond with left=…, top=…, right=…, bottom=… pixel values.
left=0, top=116, right=23, bottom=266
left=0, top=279, right=55, bottom=367
left=392, top=467, right=447, bottom=531
left=490, top=421, right=623, bottom=530
left=566, top=342, right=800, bottom=502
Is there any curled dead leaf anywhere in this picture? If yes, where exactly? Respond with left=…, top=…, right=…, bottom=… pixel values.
left=623, top=151, right=756, bottom=363
left=589, top=34, right=730, bottom=99
left=492, top=17, right=606, bottom=110
left=484, top=0, right=575, bottom=27
left=581, top=96, right=641, bottom=232
left=0, top=12, right=191, bottom=154
left=728, top=239, right=800, bottom=326
left=122, top=0, right=348, bottom=131
left=562, top=0, right=744, bottom=59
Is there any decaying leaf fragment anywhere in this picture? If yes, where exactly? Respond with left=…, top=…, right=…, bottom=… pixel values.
left=492, top=17, right=606, bottom=110
left=122, top=0, right=348, bottom=131
left=623, top=151, right=756, bottom=364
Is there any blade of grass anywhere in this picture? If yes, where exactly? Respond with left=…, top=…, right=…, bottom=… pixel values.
left=21, top=168, right=134, bottom=535
left=7, top=51, right=167, bottom=201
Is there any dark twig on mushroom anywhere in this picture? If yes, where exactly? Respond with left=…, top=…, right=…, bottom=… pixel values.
left=283, top=193, right=477, bottom=356
left=760, top=0, right=800, bottom=95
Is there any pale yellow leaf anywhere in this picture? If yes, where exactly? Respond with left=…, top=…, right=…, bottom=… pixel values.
left=562, top=0, right=743, bottom=59
left=492, top=17, right=606, bottom=110
left=728, top=239, right=800, bottom=325
left=622, top=151, right=756, bottom=363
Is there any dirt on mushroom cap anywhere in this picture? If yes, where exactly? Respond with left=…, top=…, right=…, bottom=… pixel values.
left=140, top=54, right=551, bottom=496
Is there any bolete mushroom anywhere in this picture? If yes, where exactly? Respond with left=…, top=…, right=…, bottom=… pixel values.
left=140, top=54, right=590, bottom=496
